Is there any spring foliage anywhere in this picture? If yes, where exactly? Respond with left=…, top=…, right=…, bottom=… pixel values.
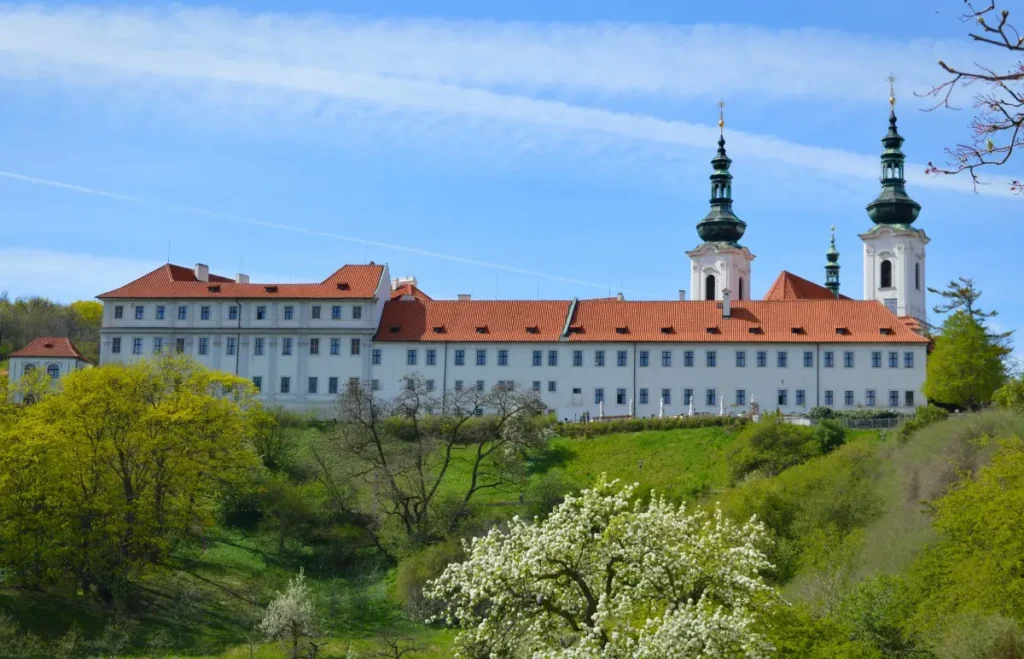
left=426, top=477, right=776, bottom=658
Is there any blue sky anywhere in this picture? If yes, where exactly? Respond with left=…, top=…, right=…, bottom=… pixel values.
left=0, top=0, right=1020, bottom=338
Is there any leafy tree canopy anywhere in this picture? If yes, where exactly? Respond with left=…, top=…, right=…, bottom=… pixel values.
left=923, top=311, right=1005, bottom=410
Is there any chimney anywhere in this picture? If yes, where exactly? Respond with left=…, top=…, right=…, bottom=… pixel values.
left=678, top=289, right=687, bottom=301
left=391, top=276, right=418, bottom=291
left=616, top=292, right=625, bottom=301
left=722, top=288, right=732, bottom=318
left=195, top=263, right=209, bottom=282
left=457, top=294, right=471, bottom=302
left=237, top=273, right=250, bottom=284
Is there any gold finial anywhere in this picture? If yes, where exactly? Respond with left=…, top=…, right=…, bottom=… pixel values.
left=887, top=74, right=896, bottom=107
left=717, top=99, right=726, bottom=135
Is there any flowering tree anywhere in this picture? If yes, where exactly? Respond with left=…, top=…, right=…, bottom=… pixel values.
left=260, top=569, right=320, bottom=659
left=426, top=477, right=776, bottom=658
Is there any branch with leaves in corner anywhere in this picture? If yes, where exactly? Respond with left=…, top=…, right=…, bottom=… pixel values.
left=922, top=0, right=1023, bottom=193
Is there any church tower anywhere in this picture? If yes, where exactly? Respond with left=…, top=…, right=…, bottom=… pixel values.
left=860, top=78, right=928, bottom=323
left=825, top=226, right=840, bottom=297
left=688, top=102, right=755, bottom=301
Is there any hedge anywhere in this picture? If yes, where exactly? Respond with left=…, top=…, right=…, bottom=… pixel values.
left=808, top=407, right=901, bottom=422
left=553, top=415, right=748, bottom=439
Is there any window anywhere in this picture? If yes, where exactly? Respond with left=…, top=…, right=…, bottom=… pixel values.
left=757, top=351, right=767, bottom=368
left=844, top=351, right=854, bottom=368
left=353, top=306, right=363, bottom=320
left=705, top=274, right=716, bottom=301
left=426, top=349, right=436, bottom=366
left=178, top=306, right=188, bottom=320
left=476, top=380, right=485, bottom=392
left=736, top=350, right=746, bottom=367
left=310, top=338, right=320, bottom=355
left=328, top=377, right=339, bottom=394
left=175, top=338, right=185, bottom=353
left=229, top=306, right=239, bottom=320
left=371, top=379, right=380, bottom=391
left=426, top=379, right=435, bottom=392
left=573, top=350, right=583, bottom=367
left=904, top=352, right=914, bottom=368
left=332, top=305, right=341, bottom=320
left=617, top=350, right=627, bottom=367
left=616, top=388, right=627, bottom=405
left=706, top=351, right=717, bottom=367
left=804, top=351, right=813, bottom=367
left=639, top=350, right=649, bottom=367
left=845, top=390, right=854, bottom=406
left=662, top=389, right=672, bottom=404
left=825, top=390, right=834, bottom=406
left=778, top=389, right=788, bottom=406
left=256, top=306, right=266, bottom=320
left=915, top=262, right=920, bottom=290
left=282, top=338, right=293, bottom=355
left=796, top=389, right=805, bottom=406
left=226, top=338, right=237, bottom=355
left=45, top=363, right=59, bottom=380
left=889, top=390, right=899, bottom=407
left=706, top=388, right=717, bottom=406
left=866, top=389, right=876, bottom=407
left=311, top=305, right=321, bottom=320
left=198, top=338, right=208, bottom=355
left=308, top=377, right=318, bottom=394
left=252, top=376, right=262, bottom=392
left=684, top=389, right=693, bottom=405
left=889, top=351, right=899, bottom=367
left=255, top=338, right=265, bottom=356
left=662, top=350, right=672, bottom=367
left=201, top=306, right=210, bottom=321
left=777, top=351, right=787, bottom=368
left=153, top=337, right=163, bottom=353
left=407, top=349, right=418, bottom=365
left=454, top=380, right=463, bottom=391
left=372, top=349, right=381, bottom=365
left=548, top=350, right=558, bottom=367
left=350, top=338, right=361, bottom=356
left=548, top=381, right=557, bottom=393
left=284, top=306, right=294, bottom=321
left=639, top=388, right=649, bottom=405
left=476, top=349, right=486, bottom=366
left=156, top=306, right=165, bottom=320
left=533, top=350, right=542, bottom=366
left=595, top=350, right=605, bottom=367
left=872, top=352, right=882, bottom=368
left=532, top=381, right=541, bottom=392
left=595, top=388, right=605, bottom=404
left=329, top=338, right=340, bottom=355
left=280, top=376, right=291, bottom=394
left=114, top=305, right=124, bottom=319
left=736, top=389, right=746, bottom=406
left=684, top=351, right=694, bottom=367
left=824, top=351, right=834, bottom=368
left=134, top=305, right=144, bottom=320
left=738, top=277, right=745, bottom=301
left=905, top=391, right=915, bottom=407
left=498, top=349, right=508, bottom=366
left=880, top=259, right=893, bottom=288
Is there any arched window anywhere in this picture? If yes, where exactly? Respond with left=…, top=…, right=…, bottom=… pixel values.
left=47, top=364, right=60, bottom=380
left=915, top=262, right=920, bottom=290
left=23, top=363, right=36, bottom=375
left=705, top=274, right=717, bottom=301
left=880, top=260, right=893, bottom=288
left=738, top=277, right=745, bottom=301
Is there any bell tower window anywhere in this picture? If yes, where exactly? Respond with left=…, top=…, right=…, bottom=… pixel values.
left=738, top=277, right=745, bottom=301
left=915, top=262, right=920, bottom=290
left=705, top=274, right=716, bottom=301
left=880, top=259, right=893, bottom=288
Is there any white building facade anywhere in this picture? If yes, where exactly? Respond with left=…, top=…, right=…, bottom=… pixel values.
left=7, top=337, right=91, bottom=403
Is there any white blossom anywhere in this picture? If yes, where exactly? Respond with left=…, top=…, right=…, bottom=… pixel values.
left=260, top=568, right=320, bottom=659
left=426, top=476, right=776, bottom=658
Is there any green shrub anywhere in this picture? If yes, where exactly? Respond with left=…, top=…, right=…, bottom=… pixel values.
left=931, top=611, right=1024, bottom=659
left=895, top=405, right=950, bottom=443
left=808, top=406, right=835, bottom=421
left=393, top=540, right=465, bottom=618
left=522, top=468, right=580, bottom=520
left=813, top=420, right=847, bottom=454
left=993, top=377, right=1024, bottom=412
left=727, top=416, right=821, bottom=482
left=835, top=574, right=928, bottom=657
left=553, top=415, right=746, bottom=439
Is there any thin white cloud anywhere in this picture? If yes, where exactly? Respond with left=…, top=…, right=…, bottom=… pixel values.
left=0, top=5, right=1018, bottom=196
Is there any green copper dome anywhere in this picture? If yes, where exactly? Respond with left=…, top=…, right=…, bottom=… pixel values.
left=696, top=136, right=747, bottom=244
left=866, top=110, right=921, bottom=226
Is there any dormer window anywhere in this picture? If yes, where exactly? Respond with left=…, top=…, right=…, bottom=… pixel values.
left=835, top=327, right=850, bottom=335
left=660, top=326, right=674, bottom=334
left=475, top=326, right=489, bottom=334
left=748, top=327, right=763, bottom=334
left=790, top=327, right=805, bottom=335
left=208, top=285, right=221, bottom=293
left=615, top=326, right=629, bottom=334
left=879, top=327, right=895, bottom=335
left=525, top=326, right=540, bottom=334
left=389, top=326, right=401, bottom=333
left=265, top=286, right=278, bottom=293
left=705, top=327, right=720, bottom=334
left=567, top=326, right=583, bottom=334
left=432, top=326, right=446, bottom=334
left=337, top=283, right=350, bottom=291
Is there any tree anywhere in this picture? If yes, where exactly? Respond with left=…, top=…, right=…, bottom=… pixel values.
left=426, top=477, right=776, bottom=658
left=924, top=0, right=1023, bottom=193
left=928, top=276, right=1013, bottom=356
left=312, top=376, right=550, bottom=551
left=0, top=295, right=102, bottom=363
left=923, top=311, right=1006, bottom=410
left=0, top=355, right=261, bottom=599
left=993, top=375, right=1024, bottom=410
left=260, top=569, right=320, bottom=659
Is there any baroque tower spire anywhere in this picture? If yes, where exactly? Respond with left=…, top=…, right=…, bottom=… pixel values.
left=866, top=75, right=921, bottom=226
left=825, top=225, right=840, bottom=298
left=695, top=100, right=747, bottom=244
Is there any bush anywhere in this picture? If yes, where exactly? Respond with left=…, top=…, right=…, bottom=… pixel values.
left=814, top=420, right=847, bottom=454
left=393, top=540, right=465, bottom=619
left=553, top=415, right=746, bottom=439
left=808, top=406, right=835, bottom=421
left=895, top=405, right=950, bottom=443
left=993, top=377, right=1024, bottom=412
left=522, top=469, right=580, bottom=520
left=727, top=416, right=821, bottom=482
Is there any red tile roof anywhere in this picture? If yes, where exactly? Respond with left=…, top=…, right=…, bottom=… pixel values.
left=375, top=299, right=571, bottom=342
left=98, top=263, right=385, bottom=300
left=390, top=282, right=433, bottom=301
left=10, top=337, right=92, bottom=362
left=763, top=271, right=850, bottom=301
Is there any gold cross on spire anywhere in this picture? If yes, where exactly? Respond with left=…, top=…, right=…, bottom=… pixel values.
left=717, top=99, right=726, bottom=136
left=887, top=74, right=896, bottom=107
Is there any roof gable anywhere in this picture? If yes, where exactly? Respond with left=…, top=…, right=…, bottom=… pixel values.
left=763, top=270, right=850, bottom=301
left=9, top=337, right=91, bottom=362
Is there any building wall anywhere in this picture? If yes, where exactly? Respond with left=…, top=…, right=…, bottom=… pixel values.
left=7, top=356, right=88, bottom=403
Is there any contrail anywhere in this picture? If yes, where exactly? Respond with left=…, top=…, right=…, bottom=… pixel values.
left=0, top=170, right=652, bottom=296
